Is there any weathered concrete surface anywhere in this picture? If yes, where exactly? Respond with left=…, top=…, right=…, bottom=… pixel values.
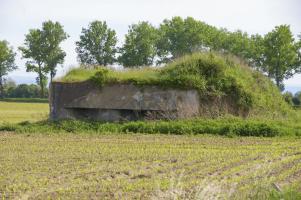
left=50, top=81, right=200, bottom=121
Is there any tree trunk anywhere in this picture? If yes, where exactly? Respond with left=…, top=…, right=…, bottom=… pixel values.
left=0, top=76, right=3, bottom=99
left=38, top=64, right=44, bottom=98
left=50, top=71, right=53, bottom=83
left=275, top=77, right=281, bottom=89
left=275, top=60, right=282, bottom=90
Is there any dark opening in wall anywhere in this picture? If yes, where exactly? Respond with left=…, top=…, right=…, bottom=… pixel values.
left=65, top=108, right=159, bottom=121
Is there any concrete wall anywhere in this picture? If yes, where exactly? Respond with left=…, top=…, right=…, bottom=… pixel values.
left=50, top=81, right=200, bottom=121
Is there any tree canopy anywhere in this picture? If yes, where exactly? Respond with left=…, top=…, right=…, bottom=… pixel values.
left=263, top=25, right=300, bottom=90
left=75, top=21, right=117, bottom=67
left=156, top=17, right=214, bottom=63
left=19, top=21, right=68, bottom=97
left=1, top=16, right=300, bottom=94
left=154, top=17, right=301, bottom=90
left=292, top=91, right=301, bottom=106
left=0, top=40, right=17, bottom=98
left=42, top=21, right=68, bottom=82
left=118, top=22, right=158, bottom=67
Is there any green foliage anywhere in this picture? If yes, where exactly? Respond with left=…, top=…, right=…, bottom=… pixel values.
left=156, top=17, right=214, bottom=63
left=2, top=78, right=16, bottom=97
left=154, top=16, right=265, bottom=70
left=293, top=91, right=301, bottom=106
left=283, top=91, right=294, bottom=106
left=0, top=40, right=16, bottom=98
left=0, top=41, right=17, bottom=76
left=75, top=21, right=117, bottom=66
left=268, top=188, right=301, bottom=200
left=1, top=117, right=300, bottom=137
left=4, top=84, right=48, bottom=98
left=59, top=67, right=98, bottom=82
left=154, top=17, right=301, bottom=91
left=222, top=30, right=250, bottom=59
left=119, top=21, right=159, bottom=67
left=19, top=29, right=46, bottom=95
left=41, top=21, right=68, bottom=81
left=90, top=67, right=111, bottom=87
left=19, top=21, right=68, bottom=97
left=248, top=34, right=265, bottom=69
left=263, top=25, right=300, bottom=90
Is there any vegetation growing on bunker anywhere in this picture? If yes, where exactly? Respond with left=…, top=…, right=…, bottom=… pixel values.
left=58, top=52, right=292, bottom=118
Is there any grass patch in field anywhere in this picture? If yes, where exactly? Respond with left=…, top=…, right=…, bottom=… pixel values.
left=268, top=187, right=301, bottom=200
left=0, top=101, right=49, bottom=123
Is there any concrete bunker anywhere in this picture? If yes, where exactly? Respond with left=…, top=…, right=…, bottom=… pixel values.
left=50, top=81, right=200, bottom=121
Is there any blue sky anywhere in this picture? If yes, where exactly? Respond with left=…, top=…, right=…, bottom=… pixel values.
left=0, top=0, right=300, bottom=93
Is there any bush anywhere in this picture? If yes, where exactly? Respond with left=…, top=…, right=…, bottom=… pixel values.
left=292, top=91, right=301, bottom=106
left=283, top=91, right=294, bottom=105
left=1, top=117, right=300, bottom=137
left=90, top=67, right=112, bottom=87
left=3, top=83, right=48, bottom=98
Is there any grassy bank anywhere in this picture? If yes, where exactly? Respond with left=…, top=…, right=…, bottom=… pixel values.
left=1, top=117, right=301, bottom=137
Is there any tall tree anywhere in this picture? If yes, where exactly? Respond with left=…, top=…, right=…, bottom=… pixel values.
left=19, top=21, right=68, bottom=97
left=0, top=40, right=17, bottom=98
left=19, top=29, right=47, bottom=97
left=42, top=21, right=68, bottom=82
left=76, top=21, right=117, bottom=67
left=247, top=34, right=265, bottom=70
left=119, top=21, right=158, bottom=67
left=293, top=91, right=301, bottom=106
left=222, top=30, right=250, bottom=59
left=263, top=25, right=301, bottom=90
left=297, top=34, right=301, bottom=67
left=206, top=27, right=228, bottom=51
left=283, top=91, right=294, bottom=105
left=156, top=16, right=213, bottom=63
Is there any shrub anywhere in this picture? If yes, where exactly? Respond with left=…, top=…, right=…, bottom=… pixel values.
left=1, top=117, right=300, bottom=137
left=90, top=67, right=111, bottom=87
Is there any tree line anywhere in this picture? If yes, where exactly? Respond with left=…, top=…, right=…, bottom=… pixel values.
left=1, top=78, right=48, bottom=98
left=0, top=16, right=301, bottom=98
left=283, top=91, right=301, bottom=107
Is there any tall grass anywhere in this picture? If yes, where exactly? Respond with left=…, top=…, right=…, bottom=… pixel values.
left=1, top=117, right=300, bottom=137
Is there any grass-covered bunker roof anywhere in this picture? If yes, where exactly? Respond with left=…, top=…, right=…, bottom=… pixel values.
left=56, top=53, right=292, bottom=118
